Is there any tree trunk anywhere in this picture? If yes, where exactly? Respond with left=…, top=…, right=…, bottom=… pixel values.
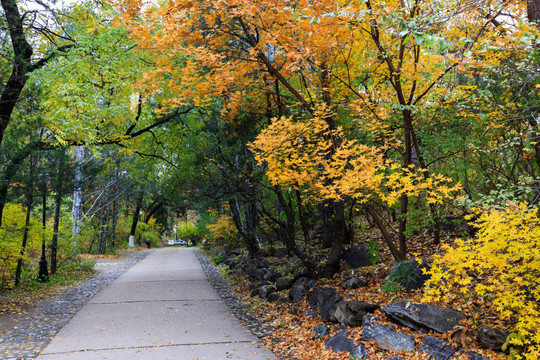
left=71, top=146, right=84, bottom=257
left=38, top=176, right=48, bottom=282
left=229, top=197, right=259, bottom=257
left=321, top=200, right=347, bottom=277
left=129, top=192, right=143, bottom=247
left=50, top=152, right=65, bottom=275
left=15, top=192, right=33, bottom=286
left=273, top=186, right=320, bottom=278
left=97, top=207, right=109, bottom=255
left=0, top=0, right=34, bottom=147
left=109, top=182, right=118, bottom=249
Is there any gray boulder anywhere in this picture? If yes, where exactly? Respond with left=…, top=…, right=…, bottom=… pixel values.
left=325, top=331, right=370, bottom=359
left=477, top=325, right=508, bottom=352
left=289, top=277, right=308, bottom=302
left=362, top=314, right=415, bottom=353
left=249, top=268, right=266, bottom=281
left=320, top=292, right=343, bottom=322
left=308, top=287, right=338, bottom=309
left=267, top=293, right=286, bottom=303
left=461, top=352, right=490, bottom=360
left=420, top=335, right=457, bottom=360
left=313, top=325, right=329, bottom=339
left=341, top=276, right=369, bottom=289
left=342, top=245, right=371, bottom=268
left=333, top=301, right=379, bottom=326
left=276, top=277, right=294, bottom=291
left=419, top=335, right=491, bottom=360
left=251, top=284, right=276, bottom=299
left=386, top=258, right=430, bottom=291
left=383, top=300, right=464, bottom=333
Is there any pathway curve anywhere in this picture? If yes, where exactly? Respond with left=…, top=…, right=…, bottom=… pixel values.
left=36, top=247, right=277, bottom=360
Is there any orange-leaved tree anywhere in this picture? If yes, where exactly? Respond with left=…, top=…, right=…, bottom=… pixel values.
left=114, top=0, right=527, bottom=263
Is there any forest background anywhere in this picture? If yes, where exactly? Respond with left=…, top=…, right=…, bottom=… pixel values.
left=0, top=0, right=539, bottom=358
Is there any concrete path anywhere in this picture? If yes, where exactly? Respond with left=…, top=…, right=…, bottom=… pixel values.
left=36, top=248, right=277, bottom=360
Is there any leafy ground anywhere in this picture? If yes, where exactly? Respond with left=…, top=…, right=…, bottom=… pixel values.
left=0, top=255, right=108, bottom=336
left=207, top=232, right=509, bottom=360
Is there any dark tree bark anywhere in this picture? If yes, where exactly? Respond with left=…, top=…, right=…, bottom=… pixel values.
left=15, top=191, right=33, bottom=286
left=129, top=192, right=144, bottom=247
left=50, top=152, right=66, bottom=275
left=229, top=197, right=260, bottom=257
left=273, top=186, right=320, bottom=278
left=0, top=0, right=34, bottom=147
left=144, top=199, right=163, bottom=223
left=109, top=180, right=119, bottom=249
left=97, top=206, right=110, bottom=255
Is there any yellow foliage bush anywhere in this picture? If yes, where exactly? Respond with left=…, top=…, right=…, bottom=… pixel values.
left=0, top=204, right=42, bottom=287
left=423, top=203, right=540, bottom=359
left=250, top=110, right=460, bottom=206
left=207, top=212, right=237, bottom=247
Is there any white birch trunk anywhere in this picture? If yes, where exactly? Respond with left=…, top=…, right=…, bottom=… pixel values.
left=71, top=146, right=84, bottom=255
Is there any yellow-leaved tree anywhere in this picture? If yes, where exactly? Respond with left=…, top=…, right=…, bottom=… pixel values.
left=250, top=106, right=461, bottom=259
left=424, top=202, right=540, bottom=359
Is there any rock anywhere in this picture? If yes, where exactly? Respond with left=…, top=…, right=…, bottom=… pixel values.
left=251, top=284, right=276, bottom=299
left=477, top=325, right=508, bottom=352
left=362, top=314, right=415, bottom=353
left=341, top=276, right=369, bottom=289
left=308, top=287, right=338, bottom=309
left=256, top=256, right=270, bottom=268
left=267, top=294, right=286, bottom=303
left=383, top=300, right=464, bottom=333
left=386, top=258, right=430, bottom=291
left=224, top=258, right=238, bottom=269
left=259, top=285, right=276, bottom=299
left=461, top=352, right=490, bottom=360
left=313, top=325, right=329, bottom=339
left=249, top=282, right=260, bottom=291
left=342, top=245, right=371, bottom=268
left=325, top=331, right=369, bottom=359
left=385, top=357, right=404, bottom=360
left=333, top=301, right=379, bottom=326
left=307, top=279, right=317, bottom=289
left=263, top=269, right=281, bottom=283
left=276, top=277, right=294, bottom=291
left=249, top=268, right=266, bottom=281
left=274, top=247, right=288, bottom=259
left=420, top=335, right=457, bottom=360
left=250, top=288, right=259, bottom=298
left=289, top=277, right=308, bottom=302
left=320, top=292, right=343, bottom=322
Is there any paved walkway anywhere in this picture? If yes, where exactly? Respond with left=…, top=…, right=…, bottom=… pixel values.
left=36, top=247, right=277, bottom=360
